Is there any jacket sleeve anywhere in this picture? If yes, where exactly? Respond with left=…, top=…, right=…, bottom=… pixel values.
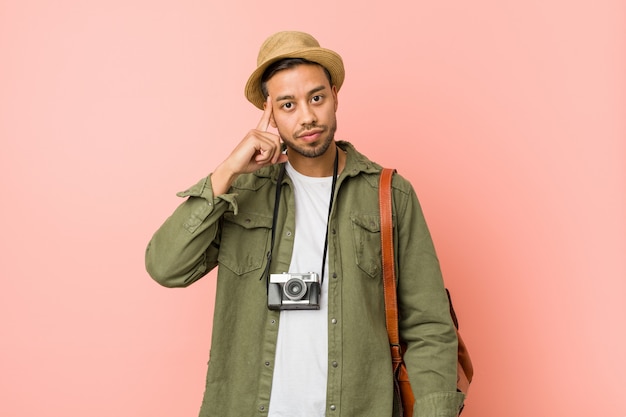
left=145, top=174, right=238, bottom=288
left=393, top=179, right=465, bottom=416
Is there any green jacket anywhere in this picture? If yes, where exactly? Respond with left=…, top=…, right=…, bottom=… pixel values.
left=145, top=141, right=465, bottom=416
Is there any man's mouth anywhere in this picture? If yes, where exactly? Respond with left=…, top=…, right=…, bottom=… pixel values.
left=297, top=129, right=324, bottom=141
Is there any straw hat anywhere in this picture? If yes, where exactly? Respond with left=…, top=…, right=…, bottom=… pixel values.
left=244, top=31, right=345, bottom=109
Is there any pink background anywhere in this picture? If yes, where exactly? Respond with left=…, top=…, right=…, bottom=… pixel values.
left=1, top=1, right=624, bottom=416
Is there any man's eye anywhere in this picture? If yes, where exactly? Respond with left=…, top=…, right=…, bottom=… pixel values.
left=312, top=95, right=323, bottom=103
left=282, top=102, right=293, bottom=109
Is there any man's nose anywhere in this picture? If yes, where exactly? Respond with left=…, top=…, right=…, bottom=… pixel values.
left=299, top=104, right=317, bottom=125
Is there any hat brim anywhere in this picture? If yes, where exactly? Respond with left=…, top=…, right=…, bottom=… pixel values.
left=244, top=47, right=345, bottom=110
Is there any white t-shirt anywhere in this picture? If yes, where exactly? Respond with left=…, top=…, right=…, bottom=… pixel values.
left=268, top=162, right=333, bottom=417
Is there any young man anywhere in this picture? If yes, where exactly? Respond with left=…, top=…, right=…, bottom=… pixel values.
left=145, top=31, right=465, bottom=417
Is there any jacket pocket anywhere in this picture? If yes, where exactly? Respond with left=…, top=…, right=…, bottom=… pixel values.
left=350, top=213, right=382, bottom=278
left=218, top=212, right=273, bottom=276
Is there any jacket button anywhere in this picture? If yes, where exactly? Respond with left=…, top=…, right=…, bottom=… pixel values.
left=330, top=404, right=336, bottom=411
left=332, top=361, right=338, bottom=368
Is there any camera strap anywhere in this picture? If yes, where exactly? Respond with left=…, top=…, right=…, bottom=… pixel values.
left=262, top=146, right=339, bottom=291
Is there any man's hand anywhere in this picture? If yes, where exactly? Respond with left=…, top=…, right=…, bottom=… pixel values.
left=211, top=97, right=288, bottom=195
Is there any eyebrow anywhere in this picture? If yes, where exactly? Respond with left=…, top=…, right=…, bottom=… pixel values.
left=275, top=85, right=327, bottom=102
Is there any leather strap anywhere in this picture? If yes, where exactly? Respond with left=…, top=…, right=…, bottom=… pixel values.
left=379, top=168, right=403, bottom=369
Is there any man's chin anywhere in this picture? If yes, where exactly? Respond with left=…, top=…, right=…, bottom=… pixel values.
left=298, top=142, right=332, bottom=158
left=283, top=142, right=322, bottom=158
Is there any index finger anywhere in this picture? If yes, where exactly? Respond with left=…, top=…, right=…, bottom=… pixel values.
left=256, top=95, right=273, bottom=132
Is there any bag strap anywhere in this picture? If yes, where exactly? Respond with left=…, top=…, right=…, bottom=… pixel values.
left=379, top=168, right=403, bottom=370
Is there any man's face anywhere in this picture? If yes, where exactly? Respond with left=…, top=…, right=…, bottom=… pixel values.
left=265, top=64, right=338, bottom=160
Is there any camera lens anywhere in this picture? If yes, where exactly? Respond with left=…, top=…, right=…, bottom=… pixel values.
left=283, top=277, right=307, bottom=301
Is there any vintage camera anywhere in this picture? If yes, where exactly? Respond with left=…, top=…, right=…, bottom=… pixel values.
left=268, top=272, right=321, bottom=310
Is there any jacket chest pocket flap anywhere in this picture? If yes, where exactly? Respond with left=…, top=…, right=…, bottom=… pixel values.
left=218, top=212, right=273, bottom=276
left=350, top=213, right=383, bottom=278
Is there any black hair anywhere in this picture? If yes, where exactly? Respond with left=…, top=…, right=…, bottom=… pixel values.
left=260, top=58, right=333, bottom=99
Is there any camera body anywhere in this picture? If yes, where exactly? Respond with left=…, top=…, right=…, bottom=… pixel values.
left=268, top=272, right=321, bottom=310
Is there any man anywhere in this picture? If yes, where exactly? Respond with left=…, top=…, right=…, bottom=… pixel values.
left=145, top=31, right=465, bottom=417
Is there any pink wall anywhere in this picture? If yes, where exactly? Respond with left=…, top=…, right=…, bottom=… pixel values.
left=1, top=1, right=624, bottom=416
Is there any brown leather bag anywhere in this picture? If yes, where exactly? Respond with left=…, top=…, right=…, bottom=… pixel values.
left=379, top=168, right=473, bottom=417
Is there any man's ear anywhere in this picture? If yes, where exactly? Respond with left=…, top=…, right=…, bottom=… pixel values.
left=332, top=85, right=339, bottom=112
